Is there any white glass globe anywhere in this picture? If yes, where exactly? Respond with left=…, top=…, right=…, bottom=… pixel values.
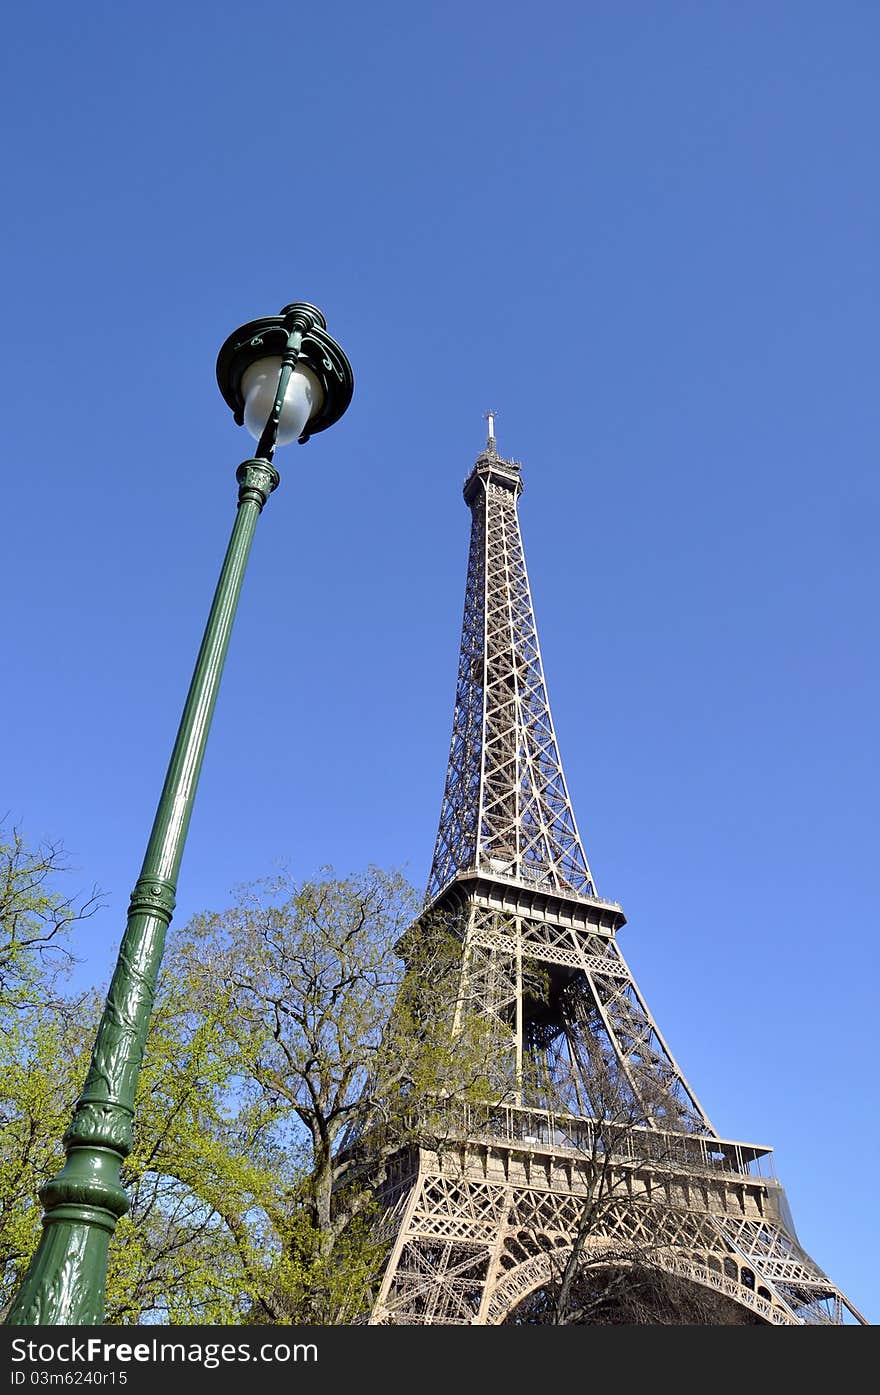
left=241, top=356, right=323, bottom=445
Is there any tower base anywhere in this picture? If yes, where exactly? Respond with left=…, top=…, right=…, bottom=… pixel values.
left=369, top=1117, right=862, bottom=1326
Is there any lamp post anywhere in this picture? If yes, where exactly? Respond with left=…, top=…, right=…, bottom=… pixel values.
left=6, top=302, right=353, bottom=1325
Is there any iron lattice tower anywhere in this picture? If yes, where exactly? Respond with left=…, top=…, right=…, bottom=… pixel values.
left=369, top=425, right=864, bottom=1325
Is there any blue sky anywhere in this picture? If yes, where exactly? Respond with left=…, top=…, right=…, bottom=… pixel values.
left=3, top=2, right=877, bottom=1321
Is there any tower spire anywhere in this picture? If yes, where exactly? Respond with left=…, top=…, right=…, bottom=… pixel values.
left=484, top=408, right=497, bottom=453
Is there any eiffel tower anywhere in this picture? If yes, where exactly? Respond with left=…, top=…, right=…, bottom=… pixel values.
left=368, top=420, right=865, bottom=1326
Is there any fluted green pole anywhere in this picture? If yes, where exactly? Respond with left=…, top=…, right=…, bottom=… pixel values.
left=6, top=457, right=279, bottom=1324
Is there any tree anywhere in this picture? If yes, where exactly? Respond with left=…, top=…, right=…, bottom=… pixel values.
left=0, top=828, right=101, bottom=1314
left=0, top=826, right=100, bottom=1014
left=0, top=829, right=295, bottom=1323
left=164, top=866, right=494, bottom=1322
left=2, top=859, right=494, bottom=1324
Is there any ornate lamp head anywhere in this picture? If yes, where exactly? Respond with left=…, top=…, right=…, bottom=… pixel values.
left=216, top=302, right=354, bottom=449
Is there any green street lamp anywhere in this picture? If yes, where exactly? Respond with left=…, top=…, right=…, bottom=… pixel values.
left=6, top=302, right=353, bottom=1326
